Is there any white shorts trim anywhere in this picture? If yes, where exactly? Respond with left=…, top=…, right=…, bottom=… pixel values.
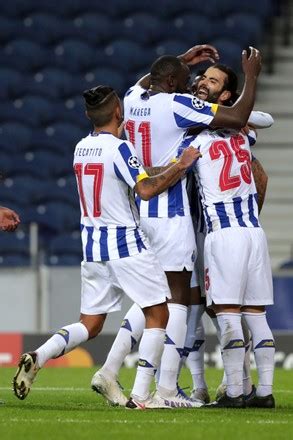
left=80, top=248, right=171, bottom=315
left=140, top=215, right=196, bottom=271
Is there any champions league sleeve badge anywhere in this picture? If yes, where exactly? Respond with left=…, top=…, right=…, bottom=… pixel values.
left=128, top=156, right=141, bottom=169
left=192, top=97, right=205, bottom=110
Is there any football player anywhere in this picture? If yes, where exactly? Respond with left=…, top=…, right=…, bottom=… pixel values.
left=12, top=85, right=200, bottom=409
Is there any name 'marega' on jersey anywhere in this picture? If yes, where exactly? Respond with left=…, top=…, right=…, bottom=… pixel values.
left=73, top=132, right=149, bottom=262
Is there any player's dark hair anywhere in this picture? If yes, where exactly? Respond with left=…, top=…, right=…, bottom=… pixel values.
left=83, top=85, right=119, bottom=126
left=212, top=63, right=239, bottom=106
left=150, top=55, right=184, bottom=84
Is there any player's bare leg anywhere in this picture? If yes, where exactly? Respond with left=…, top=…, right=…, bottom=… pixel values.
left=242, top=305, right=275, bottom=408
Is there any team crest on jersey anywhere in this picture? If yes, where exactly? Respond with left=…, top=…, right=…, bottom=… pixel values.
left=128, top=156, right=141, bottom=169
left=192, top=97, right=205, bottom=109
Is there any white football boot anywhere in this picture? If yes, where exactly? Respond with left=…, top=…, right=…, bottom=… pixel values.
left=190, top=388, right=210, bottom=404
left=148, top=389, right=204, bottom=408
left=91, top=370, right=127, bottom=406
left=13, top=352, right=39, bottom=400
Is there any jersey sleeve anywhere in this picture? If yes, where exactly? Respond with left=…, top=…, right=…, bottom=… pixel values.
left=113, top=141, right=148, bottom=189
left=176, top=134, right=197, bottom=158
left=172, top=93, right=218, bottom=129
left=248, top=111, right=274, bottom=128
left=247, top=129, right=257, bottom=147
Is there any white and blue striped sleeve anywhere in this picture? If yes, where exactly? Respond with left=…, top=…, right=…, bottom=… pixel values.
left=172, top=93, right=218, bottom=129
left=113, top=141, right=148, bottom=189
left=247, top=129, right=257, bottom=147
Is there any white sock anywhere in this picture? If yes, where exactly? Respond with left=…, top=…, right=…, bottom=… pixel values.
left=183, top=305, right=205, bottom=359
left=217, top=313, right=245, bottom=398
left=158, top=303, right=187, bottom=395
left=241, top=315, right=253, bottom=395
left=178, top=304, right=205, bottom=375
left=101, top=304, right=145, bottom=378
left=131, top=328, right=165, bottom=401
left=243, top=312, right=275, bottom=397
left=212, top=316, right=227, bottom=385
left=186, top=321, right=207, bottom=390
left=36, top=323, right=89, bottom=368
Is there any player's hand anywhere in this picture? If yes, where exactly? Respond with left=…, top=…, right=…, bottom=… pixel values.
left=241, top=125, right=250, bottom=135
left=178, top=44, right=219, bottom=66
left=242, top=46, right=262, bottom=78
left=177, top=146, right=202, bottom=170
left=0, top=207, right=20, bottom=232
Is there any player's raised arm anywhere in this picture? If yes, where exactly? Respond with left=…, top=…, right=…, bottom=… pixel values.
left=177, top=44, right=219, bottom=66
left=210, top=47, right=262, bottom=129
left=135, top=147, right=201, bottom=201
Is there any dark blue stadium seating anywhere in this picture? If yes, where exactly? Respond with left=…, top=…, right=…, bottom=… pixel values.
left=0, top=230, right=30, bottom=267
left=3, top=39, right=47, bottom=72
left=0, top=122, right=32, bottom=152
left=0, top=0, right=274, bottom=265
left=21, top=13, right=66, bottom=44
left=46, top=232, right=82, bottom=266
left=72, top=13, right=117, bottom=44
left=52, top=39, right=95, bottom=73
left=121, top=13, right=164, bottom=45
left=0, top=68, right=24, bottom=99
left=172, top=14, right=213, bottom=44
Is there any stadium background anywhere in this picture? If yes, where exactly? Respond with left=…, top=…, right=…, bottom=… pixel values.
left=0, top=0, right=292, bottom=368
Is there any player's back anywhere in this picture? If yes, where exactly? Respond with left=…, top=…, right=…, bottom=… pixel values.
left=193, top=128, right=259, bottom=232
left=73, top=132, right=147, bottom=261
left=123, top=85, right=217, bottom=217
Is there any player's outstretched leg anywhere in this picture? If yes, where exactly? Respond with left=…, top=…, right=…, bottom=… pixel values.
left=13, top=320, right=92, bottom=400
left=91, top=303, right=145, bottom=406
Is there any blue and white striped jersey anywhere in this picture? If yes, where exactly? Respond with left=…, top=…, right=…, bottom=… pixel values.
left=73, top=132, right=149, bottom=261
left=123, top=85, right=218, bottom=218
left=187, top=128, right=259, bottom=233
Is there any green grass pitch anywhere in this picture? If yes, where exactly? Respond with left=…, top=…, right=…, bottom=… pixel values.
left=0, top=367, right=292, bottom=440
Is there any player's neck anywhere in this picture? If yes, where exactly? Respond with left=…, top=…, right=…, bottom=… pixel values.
left=93, top=123, right=118, bottom=137
left=149, top=84, right=169, bottom=93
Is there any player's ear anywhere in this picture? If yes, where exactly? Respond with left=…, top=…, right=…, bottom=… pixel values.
left=167, top=74, right=176, bottom=92
left=85, top=110, right=90, bottom=120
left=219, top=90, right=231, bottom=104
left=114, top=103, right=123, bottom=125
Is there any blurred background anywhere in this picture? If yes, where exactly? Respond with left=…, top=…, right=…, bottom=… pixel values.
left=0, top=0, right=292, bottom=367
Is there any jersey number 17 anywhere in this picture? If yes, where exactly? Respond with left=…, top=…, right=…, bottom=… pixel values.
left=74, top=163, right=104, bottom=217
